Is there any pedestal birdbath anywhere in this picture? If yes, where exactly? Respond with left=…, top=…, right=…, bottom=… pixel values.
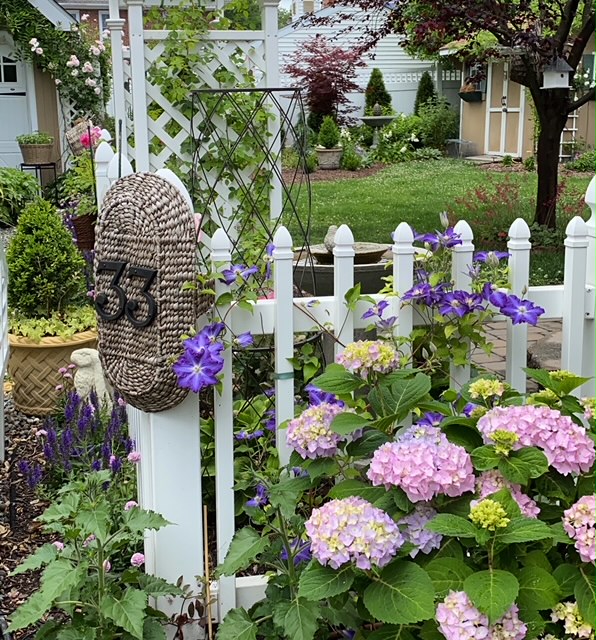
left=360, top=114, right=396, bottom=148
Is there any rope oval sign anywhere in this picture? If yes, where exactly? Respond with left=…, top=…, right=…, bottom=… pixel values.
left=94, top=172, right=197, bottom=412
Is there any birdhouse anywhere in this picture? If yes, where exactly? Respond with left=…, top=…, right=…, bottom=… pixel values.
left=542, top=57, right=573, bottom=89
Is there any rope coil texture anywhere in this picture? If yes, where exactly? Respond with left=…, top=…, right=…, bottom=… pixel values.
left=95, top=172, right=208, bottom=412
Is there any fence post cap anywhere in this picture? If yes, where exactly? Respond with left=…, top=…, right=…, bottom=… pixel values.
left=508, top=217, right=531, bottom=240
left=107, top=154, right=133, bottom=180
left=273, top=225, right=292, bottom=248
left=95, top=140, right=114, bottom=163
left=565, top=215, right=588, bottom=237
left=585, top=176, right=595, bottom=208
left=333, top=224, right=354, bottom=246
left=392, top=222, right=414, bottom=244
left=453, top=219, right=473, bottom=241
left=211, top=228, right=231, bottom=251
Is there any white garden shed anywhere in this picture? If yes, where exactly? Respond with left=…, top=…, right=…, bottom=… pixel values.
left=278, top=4, right=463, bottom=116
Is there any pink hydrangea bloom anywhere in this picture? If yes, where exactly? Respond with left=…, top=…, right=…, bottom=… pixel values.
left=563, top=495, right=595, bottom=564
left=305, top=497, right=403, bottom=570
left=287, top=402, right=351, bottom=459
left=475, top=470, right=540, bottom=518
left=52, top=541, right=64, bottom=551
left=124, top=500, right=138, bottom=511
left=436, top=592, right=527, bottom=640
left=367, top=426, right=475, bottom=502
left=477, top=405, right=595, bottom=475
left=336, top=340, right=400, bottom=379
left=397, top=505, right=443, bottom=557
left=127, top=451, right=141, bottom=463
left=130, top=552, right=145, bottom=567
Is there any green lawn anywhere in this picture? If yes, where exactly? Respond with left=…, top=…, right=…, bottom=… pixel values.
left=288, top=159, right=592, bottom=246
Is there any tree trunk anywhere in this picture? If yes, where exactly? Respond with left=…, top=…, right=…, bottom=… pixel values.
left=534, top=92, right=570, bottom=229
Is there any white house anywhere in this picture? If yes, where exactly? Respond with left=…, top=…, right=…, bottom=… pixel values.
left=279, top=4, right=462, bottom=117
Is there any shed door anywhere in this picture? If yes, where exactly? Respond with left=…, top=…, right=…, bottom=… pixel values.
left=486, top=62, right=524, bottom=157
left=0, top=38, right=30, bottom=168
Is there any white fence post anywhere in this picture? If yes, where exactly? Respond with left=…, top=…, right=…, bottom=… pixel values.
left=0, top=240, right=8, bottom=461
left=128, top=396, right=204, bottom=639
left=126, top=0, right=150, bottom=171
left=107, top=153, right=133, bottom=185
left=450, top=220, right=474, bottom=390
left=582, top=177, right=595, bottom=397
left=392, top=223, right=415, bottom=365
left=211, top=228, right=236, bottom=618
left=333, top=224, right=355, bottom=358
left=561, top=217, right=588, bottom=386
left=107, top=0, right=128, bottom=158
left=506, top=218, right=531, bottom=392
left=273, top=226, right=294, bottom=466
left=95, top=141, right=115, bottom=208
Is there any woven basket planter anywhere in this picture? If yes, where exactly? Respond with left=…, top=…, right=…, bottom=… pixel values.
left=19, top=143, right=54, bottom=164
left=8, top=330, right=97, bottom=415
left=72, top=214, right=96, bottom=251
left=66, top=120, right=91, bottom=156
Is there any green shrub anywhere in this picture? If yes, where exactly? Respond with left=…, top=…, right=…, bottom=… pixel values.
left=566, top=150, right=595, bottom=172
left=502, top=154, right=514, bottom=167
left=305, top=151, right=319, bottom=173
left=16, top=131, right=54, bottom=144
left=7, top=199, right=87, bottom=319
left=318, top=116, right=340, bottom=149
left=381, top=114, right=423, bottom=146
left=0, top=168, right=39, bottom=226
left=413, top=147, right=443, bottom=161
left=523, top=156, right=536, bottom=172
left=282, top=147, right=300, bottom=170
left=340, top=145, right=363, bottom=171
left=365, top=68, right=392, bottom=112
left=418, top=98, right=458, bottom=150
left=414, top=71, right=437, bottom=115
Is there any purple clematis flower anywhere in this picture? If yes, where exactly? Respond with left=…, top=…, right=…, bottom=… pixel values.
left=439, top=291, right=484, bottom=317
left=362, top=300, right=390, bottom=320
left=234, top=331, right=254, bottom=348
left=499, top=295, right=545, bottom=325
left=173, top=346, right=223, bottom=393
left=463, top=402, right=481, bottom=417
left=488, top=290, right=510, bottom=308
left=417, top=412, right=445, bottom=427
left=281, top=539, right=312, bottom=566
left=306, top=384, right=345, bottom=407
left=246, top=483, right=268, bottom=508
left=474, top=251, right=510, bottom=263
left=402, top=283, right=444, bottom=306
left=416, top=228, right=462, bottom=251
left=376, top=315, right=397, bottom=332
left=221, top=264, right=259, bottom=285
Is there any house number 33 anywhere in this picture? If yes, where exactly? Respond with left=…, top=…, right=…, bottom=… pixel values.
left=95, top=260, right=158, bottom=328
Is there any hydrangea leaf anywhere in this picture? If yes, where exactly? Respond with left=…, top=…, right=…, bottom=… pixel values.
left=100, top=590, right=147, bottom=639
left=367, top=625, right=416, bottom=639
left=298, top=562, right=355, bottom=601
left=217, top=608, right=258, bottom=640
left=269, top=476, right=311, bottom=519
left=346, top=429, right=390, bottom=457
left=463, top=569, right=519, bottom=624
left=471, top=445, right=501, bottom=471
left=497, top=517, right=554, bottom=544
left=516, top=566, right=561, bottom=610
left=9, top=543, right=57, bottom=576
left=301, top=457, right=339, bottom=480
left=311, top=364, right=363, bottom=394
left=498, top=448, right=549, bottom=484
left=330, top=412, right=371, bottom=436
left=387, top=373, right=432, bottom=419
left=283, top=598, right=321, bottom=640
left=425, top=557, right=474, bottom=599
left=217, top=527, right=271, bottom=577
left=328, top=479, right=388, bottom=503
left=425, top=514, right=478, bottom=538
left=552, top=564, right=581, bottom=597
left=141, top=618, right=167, bottom=640
left=363, top=561, right=435, bottom=624
left=575, top=569, right=596, bottom=625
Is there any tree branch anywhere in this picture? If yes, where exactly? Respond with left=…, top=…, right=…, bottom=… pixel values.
left=567, top=10, right=595, bottom=69
left=569, top=88, right=596, bottom=112
left=555, top=0, right=581, bottom=53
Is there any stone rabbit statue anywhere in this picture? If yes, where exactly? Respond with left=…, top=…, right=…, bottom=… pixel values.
left=70, top=348, right=113, bottom=410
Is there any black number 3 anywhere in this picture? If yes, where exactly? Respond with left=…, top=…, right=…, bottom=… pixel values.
left=95, top=261, right=158, bottom=327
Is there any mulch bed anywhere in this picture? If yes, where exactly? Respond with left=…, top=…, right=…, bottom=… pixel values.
left=283, top=162, right=386, bottom=184
left=0, top=396, right=50, bottom=639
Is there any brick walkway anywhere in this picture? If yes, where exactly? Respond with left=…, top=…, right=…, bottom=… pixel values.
left=471, top=319, right=563, bottom=378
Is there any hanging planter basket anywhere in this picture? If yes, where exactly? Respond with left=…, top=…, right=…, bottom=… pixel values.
left=458, top=90, right=483, bottom=103
left=71, top=214, right=96, bottom=251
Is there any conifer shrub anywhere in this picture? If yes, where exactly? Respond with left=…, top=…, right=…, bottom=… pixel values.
left=365, top=68, right=392, bottom=112
left=414, top=71, right=437, bottom=115
left=318, top=116, right=341, bottom=149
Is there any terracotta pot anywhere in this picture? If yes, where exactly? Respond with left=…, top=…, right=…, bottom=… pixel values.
left=8, top=330, right=97, bottom=415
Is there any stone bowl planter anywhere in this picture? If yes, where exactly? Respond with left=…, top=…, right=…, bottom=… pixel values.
left=316, top=147, right=342, bottom=170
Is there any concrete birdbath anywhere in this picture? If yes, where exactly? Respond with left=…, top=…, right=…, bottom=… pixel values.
left=360, top=115, right=396, bottom=148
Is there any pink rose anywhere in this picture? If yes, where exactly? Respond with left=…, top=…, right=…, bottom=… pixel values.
left=130, top=552, right=145, bottom=567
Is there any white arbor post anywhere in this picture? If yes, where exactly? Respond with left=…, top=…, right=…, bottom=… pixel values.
left=211, top=229, right=236, bottom=618
left=506, top=218, right=532, bottom=392
left=582, top=177, right=595, bottom=397
left=128, top=395, right=204, bottom=639
left=450, top=220, right=474, bottom=390
left=0, top=240, right=7, bottom=462
left=107, top=153, right=133, bottom=184
left=273, top=226, right=295, bottom=465
left=333, top=225, right=355, bottom=358
left=392, top=223, right=415, bottom=365
left=561, top=217, right=588, bottom=386
left=107, top=0, right=128, bottom=158
left=94, top=141, right=115, bottom=207
left=126, top=0, right=150, bottom=171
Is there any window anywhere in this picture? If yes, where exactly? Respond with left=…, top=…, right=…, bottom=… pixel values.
left=68, top=10, right=81, bottom=22
left=581, top=53, right=595, bottom=80
left=99, top=11, right=110, bottom=41
left=0, top=56, right=18, bottom=84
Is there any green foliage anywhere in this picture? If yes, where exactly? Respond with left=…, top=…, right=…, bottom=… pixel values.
left=340, top=143, right=363, bottom=171
left=8, top=305, right=96, bottom=342
left=523, top=156, right=536, bottom=172
left=414, top=71, right=437, bottom=115
left=0, top=167, right=39, bottom=226
left=565, top=149, right=595, bottom=172
left=16, top=131, right=54, bottom=144
left=501, top=154, right=514, bottom=167
left=9, top=470, right=179, bottom=637
left=6, top=199, right=88, bottom=322
left=365, top=68, right=392, bottom=112
left=57, top=154, right=98, bottom=219
left=318, top=116, right=341, bottom=149
left=418, top=98, right=458, bottom=150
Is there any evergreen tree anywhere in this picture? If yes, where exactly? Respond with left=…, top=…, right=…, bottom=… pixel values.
left=414, top=71, right=437, bottom=115
left=365, top=68, right=392, bottom=111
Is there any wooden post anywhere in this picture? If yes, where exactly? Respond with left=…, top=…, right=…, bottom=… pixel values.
left=506, top=218, right=531, bottom=392
left=107, top=0, right=128, bottom=158
left=273, top=226, right=295, bottom=465
left=333, top=224, right=355, bottom=358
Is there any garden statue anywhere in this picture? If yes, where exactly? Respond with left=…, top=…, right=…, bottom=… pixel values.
left=71, top=348, right=112, bottom=409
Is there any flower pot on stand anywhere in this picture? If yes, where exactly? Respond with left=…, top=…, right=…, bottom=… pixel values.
left=316, top=147, right=342, bottom=170
left=8, top=330, right=98, bottom=415
left=19, top=143, right=54, bottom=164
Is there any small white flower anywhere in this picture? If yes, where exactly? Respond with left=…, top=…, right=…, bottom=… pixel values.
left=35, top=47, right=43, bottom=55
left=90, top=46, right=101, bottom=56
left=400, top=146, right=407, bottom=153
left=82, top=61, right=94, bottom=73
left=81, top=13, right=89, bottom=20
left=71, top=69, right=79, bottom=76
left=94, top=87, right=101, bottom=94
left=85, top=78, right=97, bottom=87
left=29, top=38, right=39, bottom=46
left=55, top=78, right=62, bottom=85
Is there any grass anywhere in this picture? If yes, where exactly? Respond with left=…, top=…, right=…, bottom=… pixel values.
left=285, top=159, right=592, bottom=284
left=289, top=159, right=591, bottom=244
